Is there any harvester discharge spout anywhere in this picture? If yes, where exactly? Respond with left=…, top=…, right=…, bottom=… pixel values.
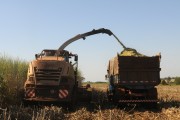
left=58, top=28, right=127, bottom=51
left=112, top=34, right=126, bottom=49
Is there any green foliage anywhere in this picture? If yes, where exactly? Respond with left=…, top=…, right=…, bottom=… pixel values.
left=175, top=77, right=180, bottom=85
left=95, top=81, right=108, bottom=84
left=77, top=69, right=84, bottom=83
left=0, top=76, right=8, bottom=106
left=77, top=69, right=83, bottom=78
left=0, top=54, right=28, bottom=106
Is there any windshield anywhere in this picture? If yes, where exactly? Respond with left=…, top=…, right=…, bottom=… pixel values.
left=41, top=50, right=56, bottom=56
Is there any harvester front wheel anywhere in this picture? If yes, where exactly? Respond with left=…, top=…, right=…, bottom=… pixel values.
left=68, top=90, right=77, bottom=110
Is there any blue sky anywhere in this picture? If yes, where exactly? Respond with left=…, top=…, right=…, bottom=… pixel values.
left=0, top=1, right=180, bottom=81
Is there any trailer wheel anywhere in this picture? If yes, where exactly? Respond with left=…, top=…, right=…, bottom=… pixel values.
left=142, top=102, right=157, bottom=109
left=143, top=88, right=158, bottom=109
left=107, top=88, right=115, bottom=102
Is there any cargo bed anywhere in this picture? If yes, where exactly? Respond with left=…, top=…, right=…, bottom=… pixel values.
left=108, top=55, right=161, bottom=87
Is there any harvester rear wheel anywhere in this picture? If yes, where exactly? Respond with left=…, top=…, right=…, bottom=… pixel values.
left=68, top=90, right=77, bottom=110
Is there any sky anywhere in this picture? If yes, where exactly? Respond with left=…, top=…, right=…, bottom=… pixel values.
left=0, top=1, right=180, bottom=82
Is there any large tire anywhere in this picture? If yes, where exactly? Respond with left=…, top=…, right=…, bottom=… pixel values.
left=68, top=90, right=77, bottom=111
left=143, top=88, right=158, bottom=109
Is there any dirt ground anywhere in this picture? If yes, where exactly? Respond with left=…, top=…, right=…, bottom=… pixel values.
left=0, top=84, right=180, bottom=120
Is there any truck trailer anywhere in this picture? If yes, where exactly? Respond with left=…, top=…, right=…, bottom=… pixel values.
left=106, top=48, right=161, bottom=107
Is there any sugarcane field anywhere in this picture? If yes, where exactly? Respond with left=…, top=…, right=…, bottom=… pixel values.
left=0, top=1, right=180, bottom=120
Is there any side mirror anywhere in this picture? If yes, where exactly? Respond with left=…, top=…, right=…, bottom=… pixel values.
left=74, top=55, right=78, bottom=61
left=35, top=54, right=39, bottom=59
left=35, top=54, right=38, bottom=59
left=105, top=75, right=108, bottom=80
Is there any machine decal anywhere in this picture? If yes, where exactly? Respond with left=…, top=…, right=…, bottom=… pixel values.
left=59, top=89, right=68, bottom=98
left=26, top=89, right=35, bottom=98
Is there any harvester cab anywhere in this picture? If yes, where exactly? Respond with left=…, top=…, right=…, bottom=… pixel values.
left=23, top=48, right=81, bottom=105
left=35, top=49, right=76, bottom=60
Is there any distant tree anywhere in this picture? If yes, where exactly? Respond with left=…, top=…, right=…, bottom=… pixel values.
left=77, top=69, right=83, bottom=78
left=175, top=77, right=180, bottom=85
left=166, top=76, right=171, bottom=84
left=95, top=81, right=107, bottom=84
left=161, top=80, right=168, bottom=85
